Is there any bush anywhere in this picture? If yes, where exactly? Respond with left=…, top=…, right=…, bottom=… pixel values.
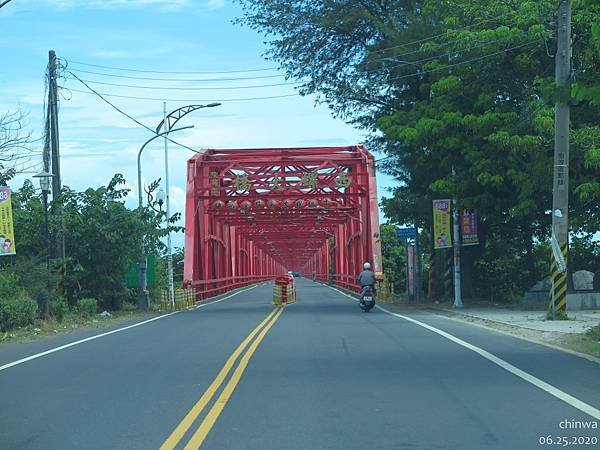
left=546, top=309, right=571, bottom=321
left=77, top=298, right=98, bottom=318
left=0, top=271, right=21, bottom=299
left=0, top=296, right=38, bottom=332
left=51, top=296, right=69, bottom=323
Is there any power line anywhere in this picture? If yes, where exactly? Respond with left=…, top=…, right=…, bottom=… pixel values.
left=66, top=67, right=287, bottom=82
left=368, top=10, right=518, bottom=55
left=65, top=59, right=279, bottom=74
left=59, top=86, right=300, bottom=103
left=365, top=33, right=536, bottom=73
left=386, top=40, right=540, bottom=83
left=66, top=71, right=200, bottom=153
left=63, top=40, right=539, bottom=104
left=67, top=77, right=301, bottom=91
left=66, top=33, right=530, bottom=89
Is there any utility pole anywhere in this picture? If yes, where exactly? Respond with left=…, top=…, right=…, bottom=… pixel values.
left=414, top=225, right=422, bottom=302
left=550, top=0, right=572, bottom=313
left=48, top=50, right=65, bottom=259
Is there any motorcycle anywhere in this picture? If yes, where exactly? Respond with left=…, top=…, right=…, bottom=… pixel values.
left=359, top=285, right=376, bottom=312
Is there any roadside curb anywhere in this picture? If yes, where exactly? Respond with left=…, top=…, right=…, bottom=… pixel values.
left=415, top=305, right=600, bottom=365
left=317, top=281, right=600, bottom=365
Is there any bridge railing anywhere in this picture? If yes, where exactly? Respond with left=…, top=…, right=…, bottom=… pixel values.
left=314, top=273, right=361, bottom=292
left=187, top=275, right=277, bottom=301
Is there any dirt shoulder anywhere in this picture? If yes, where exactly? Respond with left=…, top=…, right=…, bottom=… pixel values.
left=0, top=283, right=267, bottom=345
left=0, top=308, right=162, bottom=344
left=378, top=299, right=600, bottom=362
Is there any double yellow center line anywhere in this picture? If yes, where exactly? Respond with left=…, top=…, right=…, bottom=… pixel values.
left=160, top=307, right=284, bottom=450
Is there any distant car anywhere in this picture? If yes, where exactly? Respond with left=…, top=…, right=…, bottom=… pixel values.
left=287, top=271, right=300, bottom=277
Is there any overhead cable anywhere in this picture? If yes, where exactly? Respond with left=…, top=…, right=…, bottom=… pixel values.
left=60, top=86, right=300, bottom=103
left=68, top=77, right=301, bottom=91
left=64, top=59, right=279, bottom=74
left=66, top=71, right=200, bottom=153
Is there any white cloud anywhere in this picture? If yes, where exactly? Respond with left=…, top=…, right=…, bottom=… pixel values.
left=28, top=0, right=224, bottom=11
left=34, top=0, right=193, bottom=10
left=205, top=0, right=226, bottom=10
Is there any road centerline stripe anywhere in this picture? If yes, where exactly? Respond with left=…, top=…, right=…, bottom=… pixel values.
left=183, top=306, right=285, bottom=450
left=160, top=307, right=280, bottom=450
left=327, top=285, right=600, bottom=421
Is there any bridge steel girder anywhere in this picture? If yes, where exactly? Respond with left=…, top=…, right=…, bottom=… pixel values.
left=184, top=146, right=383, bottom=297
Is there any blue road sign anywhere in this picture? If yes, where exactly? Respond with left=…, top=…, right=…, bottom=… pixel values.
left=396, top=227, right=417, bottom=239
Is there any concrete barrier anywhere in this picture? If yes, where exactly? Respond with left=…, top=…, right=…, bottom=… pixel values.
left=566, top=292, right=600, bottom=310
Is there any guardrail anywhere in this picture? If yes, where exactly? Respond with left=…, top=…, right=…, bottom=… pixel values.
left=313, top=273, right=393, bottom=300
left=314, top=273, right=361, bottom=292
left=187, top=275, right=277, bottom=300
left=160, top=275, right=280, bottom=311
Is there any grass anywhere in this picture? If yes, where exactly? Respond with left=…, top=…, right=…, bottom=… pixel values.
left=560, top=326, right=600, bottom=359
left=0, top=307, right=160, bottom=344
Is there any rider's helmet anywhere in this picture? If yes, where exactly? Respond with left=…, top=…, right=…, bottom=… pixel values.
left=363, top=262, right=371, bottom=270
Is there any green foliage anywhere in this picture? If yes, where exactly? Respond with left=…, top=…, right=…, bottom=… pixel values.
left=546, top=309, right=571, bottom=321
left=0, top=296, right=38, bottom=332
left=51, top=296, right=69, bottom=323
left=379, top=223, right=406, bottom=292
left=77, top=298, right=97, bottom=318
left=0, top=271, right=37, bottom=331
left=235, top=0, right=600, bottom=300
left=10, top=174, right=177, bottom=311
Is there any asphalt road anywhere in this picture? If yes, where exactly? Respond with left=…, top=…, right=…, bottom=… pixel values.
left=1, top=279, right=599, bottom=450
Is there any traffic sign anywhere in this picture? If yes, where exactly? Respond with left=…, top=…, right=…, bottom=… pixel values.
left=396, top=227, right=417, bottom=239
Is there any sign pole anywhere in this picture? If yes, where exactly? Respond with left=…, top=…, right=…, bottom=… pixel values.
left=452, top=199, right=463, bottom=308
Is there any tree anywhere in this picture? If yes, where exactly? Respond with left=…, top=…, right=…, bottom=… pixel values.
left=379, top=223, right=406, bottom=292
left=10, top=174, right=179, bottom=311
left=0, top=110, right=37, bottom=185
left=236, top=0, right=600, bottom=300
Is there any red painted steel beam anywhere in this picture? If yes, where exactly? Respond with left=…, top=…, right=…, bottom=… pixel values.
left=183, top=146, right=383, bottom=296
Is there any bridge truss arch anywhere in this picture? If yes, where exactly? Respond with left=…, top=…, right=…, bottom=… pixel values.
left=183, top=146, right=383, bottom=297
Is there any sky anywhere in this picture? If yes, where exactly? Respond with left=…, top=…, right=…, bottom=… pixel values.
left=0, top=0, right=397, bottom=248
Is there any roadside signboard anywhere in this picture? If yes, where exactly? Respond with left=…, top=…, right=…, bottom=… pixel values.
left=0, top=187, right=16, bottom=256
left=433, top=199, right=452, bottom=249
left=460, top=210, right=479, bottom=246
left=396, top=227, right=416, bottom=239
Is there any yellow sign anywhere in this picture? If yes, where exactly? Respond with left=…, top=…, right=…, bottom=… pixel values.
left=0, top=187, right=16, bottom=256
left=433, top=199, right=452, bottom=249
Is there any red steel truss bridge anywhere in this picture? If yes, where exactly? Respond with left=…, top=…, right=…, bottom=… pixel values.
left=183, top=146, right=383, bottom=299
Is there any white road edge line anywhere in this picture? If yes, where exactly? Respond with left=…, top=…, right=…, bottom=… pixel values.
left=0, top=285, right=258, bottom=373
left=328, top=285, right=600, bottom=421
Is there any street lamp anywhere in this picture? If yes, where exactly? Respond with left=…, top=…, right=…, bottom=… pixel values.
left=33, top=170, right=54, bottom=318
left=156, top=189, right=166, bottom=210
left=157, top=102, right=221, bottom=310
left=137, top=125, right=194, bottom=309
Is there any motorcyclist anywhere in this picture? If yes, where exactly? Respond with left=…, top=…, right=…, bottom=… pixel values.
left=357, top=262, right=377, bottom=296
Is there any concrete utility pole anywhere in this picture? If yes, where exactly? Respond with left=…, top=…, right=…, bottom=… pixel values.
left=414, top=225, right=422, bottom=302
left=48, top=50, right=65, bottom=259
left=550, top=0, right=572, bottom=312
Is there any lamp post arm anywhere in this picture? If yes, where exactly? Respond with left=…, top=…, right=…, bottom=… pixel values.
left=137, top=125, right=193, bottom=210
left=155, top=103, right=221, bottom=134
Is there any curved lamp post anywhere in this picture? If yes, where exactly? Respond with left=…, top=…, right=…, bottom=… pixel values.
left=157, top=102, right=221, bottom=310
left=137, top=125, right=194, bottom=309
